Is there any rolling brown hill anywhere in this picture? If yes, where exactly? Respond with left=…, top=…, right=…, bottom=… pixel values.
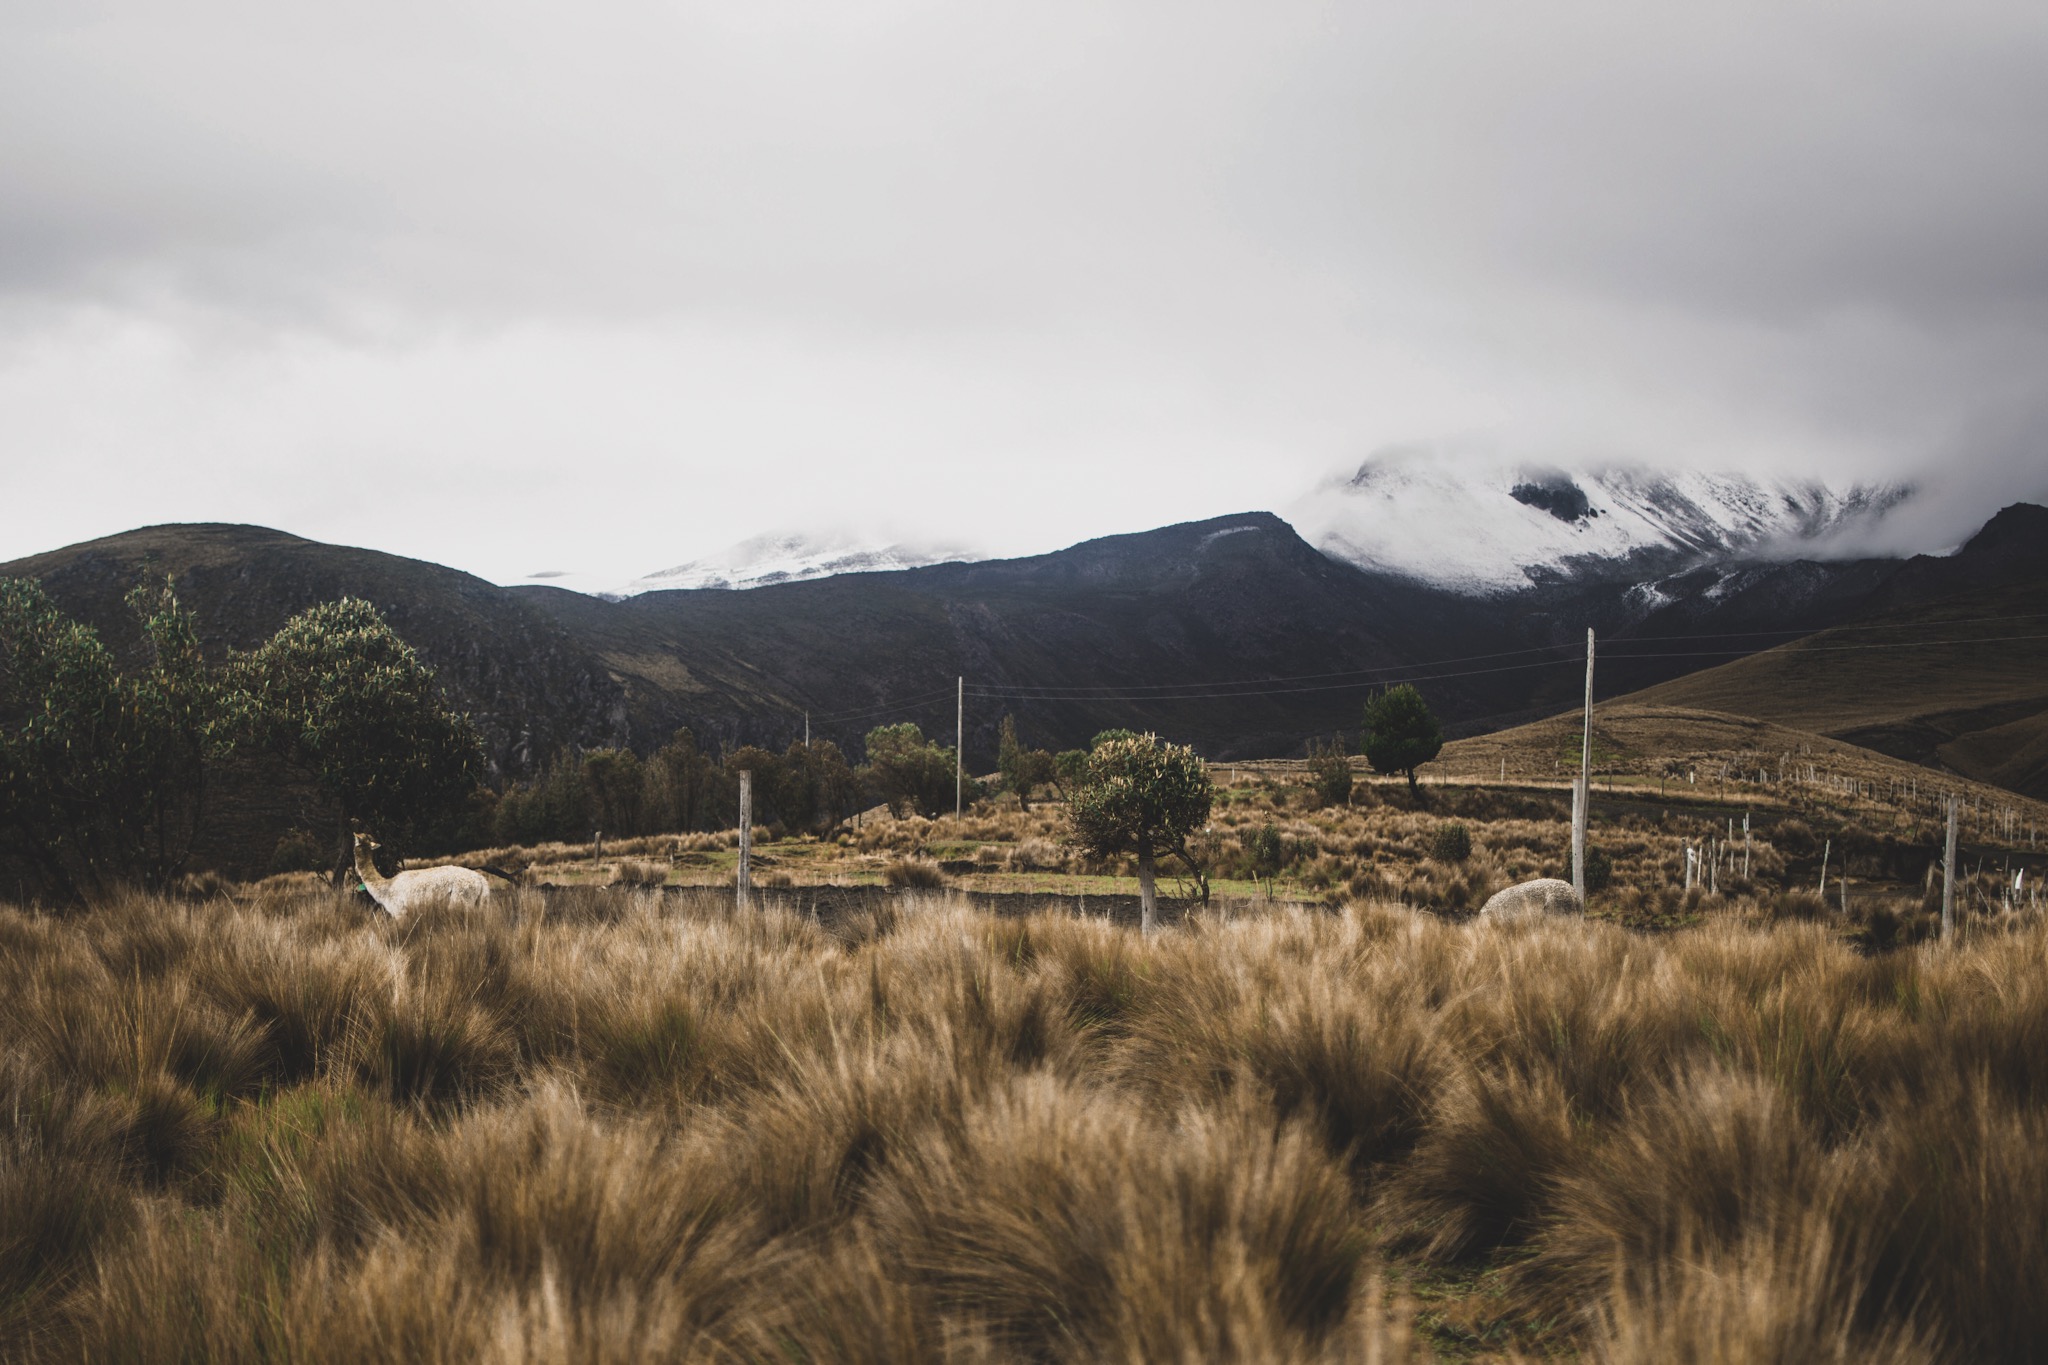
left=1620, top=505, right=2048, bottom=798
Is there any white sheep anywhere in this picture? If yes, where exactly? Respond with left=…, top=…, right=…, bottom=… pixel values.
left=352, top=831, right=493, bottom=917
left=1478, top=877, right=1582, bottom=921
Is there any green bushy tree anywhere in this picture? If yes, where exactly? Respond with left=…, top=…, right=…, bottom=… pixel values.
left=646, top=728, right=721, bottom=833
left=237, top=597, right=483, bottom=882
left=0, top=576, right=237, bottom=902
left=1066, top=732, right=1214, bottom=932
left=997, top=714, right=1058, bottom=811
left=583, top=748, right=647, bottom=839
left=773, top=738, right=860, bottom=833
left=860, top=722, right=957, bottom=818
left=1363, top=684, right=1443, bottom=794
left=1051, top=749, right=1091, bottom=799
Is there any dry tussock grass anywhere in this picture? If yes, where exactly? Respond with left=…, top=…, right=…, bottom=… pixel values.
left=2, top=886, right=2045, bottom=1361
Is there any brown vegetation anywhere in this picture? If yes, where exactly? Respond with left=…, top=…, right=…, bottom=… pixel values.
left=3, top=883, right=2045, bottom=1361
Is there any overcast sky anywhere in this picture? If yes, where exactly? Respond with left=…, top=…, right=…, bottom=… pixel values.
left=3, top=1, right=2045, bottom=586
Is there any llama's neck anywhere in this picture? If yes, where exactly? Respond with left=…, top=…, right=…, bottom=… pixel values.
left=354, top=847, right=399, bottom=915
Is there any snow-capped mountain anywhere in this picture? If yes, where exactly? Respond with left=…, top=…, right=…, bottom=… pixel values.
left=619, top=532, right=977, bottom=594
left=1287, top=448, right=1915, bottom=593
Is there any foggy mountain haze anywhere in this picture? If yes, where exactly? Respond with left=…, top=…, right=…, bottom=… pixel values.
left=3, top=2, right=2045, bottom=585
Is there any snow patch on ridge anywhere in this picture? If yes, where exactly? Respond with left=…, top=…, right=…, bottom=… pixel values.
left=620, top=532, right=977, bottom=594
left=1288, top=447, right=1913, bottom=593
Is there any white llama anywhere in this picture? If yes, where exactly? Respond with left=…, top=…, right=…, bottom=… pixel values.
left=1477, top=877, right=1582, bottom=921
left=352, top=831, right=494, bottom=917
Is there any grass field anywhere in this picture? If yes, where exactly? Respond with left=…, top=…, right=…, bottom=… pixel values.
left=3, top=884, right=2046, bottom=1362
left=451, top=748, right=2046, bottom=946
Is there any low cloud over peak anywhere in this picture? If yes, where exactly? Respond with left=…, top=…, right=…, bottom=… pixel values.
left=2, top=2, right=2044, bottom=583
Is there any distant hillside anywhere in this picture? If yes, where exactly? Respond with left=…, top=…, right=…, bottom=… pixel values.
left=0, top=524, right=629, bottom=777
left=7, top=505, right=2043, bottom=793
left=515, top=514, right=1487, bottom=761
left=508, top=509, right=1976, bottom=763
left=1624, top=505, right=2048, bottom=798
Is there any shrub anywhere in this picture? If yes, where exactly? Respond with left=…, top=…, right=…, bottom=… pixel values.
left=268, top=829, right=326, bottom=875
left=1306, top=741, right=1353, bottom=809
left=1245, top=824, right=1284, bottom=877
left=1568, top=843, right=1614, bottom=894
left=1430, top=822, right=1472, bottom=863
left=612, top=858, right=669, bottom=888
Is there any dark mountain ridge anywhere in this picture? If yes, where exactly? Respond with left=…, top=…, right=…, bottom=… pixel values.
left=6, top=505, right=2043, bottom=788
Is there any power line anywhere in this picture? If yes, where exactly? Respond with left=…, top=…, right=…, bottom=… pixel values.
left=947, top=611, right=2048, bottom=704
left=961, top=641, right=1579, bottom=697
left=809, top=686, right=959, bottom=724
left=1614, top=608, right=2048, bottom=643
left=970, top=654, right=1585, bottom=702
left=1594, top=632, right=2048, bottom=662
left=800, top=622, right=2048, bottom=725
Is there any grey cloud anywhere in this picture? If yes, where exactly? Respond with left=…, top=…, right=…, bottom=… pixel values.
left=0, top=1, right=2043, bottom=580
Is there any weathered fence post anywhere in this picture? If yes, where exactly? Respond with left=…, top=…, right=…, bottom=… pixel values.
left=737, top=769, right=753, bottom=912
left=1941, top=795, right=1959, bottom=943
left=1572, top=628, right=1594, bottom=902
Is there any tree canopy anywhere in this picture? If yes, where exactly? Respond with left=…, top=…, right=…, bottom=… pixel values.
left=0, top=576, right=235, bottom=901
left=237, top=597, right=483, bottom=879
left=1066, top=732, right=1213, bottom=931
left=1362, top=684, right=1442, bottom=793
left=997, top=714, right=1057, bottom=811
left=860, top=722, right=958, bottom=818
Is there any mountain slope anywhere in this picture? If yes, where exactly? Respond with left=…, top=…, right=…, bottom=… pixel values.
left=1621, top=505, right=2048, bottom=797
left=509, top=509, right=1950, bottom=763
left=516, top=513, right=1495, bottom=760
left=8, top=506, right=2038, bottom=794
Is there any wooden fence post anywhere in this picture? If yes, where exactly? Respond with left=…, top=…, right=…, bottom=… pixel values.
left=737, top=769, right=753, bottom=912
left=1941, top=796, right=1958, bottom=943
left=1572, top=628, right=1594, bottom=902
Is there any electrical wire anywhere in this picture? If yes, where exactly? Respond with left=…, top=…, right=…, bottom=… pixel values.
left=793, top=620, right=2048, bottom=725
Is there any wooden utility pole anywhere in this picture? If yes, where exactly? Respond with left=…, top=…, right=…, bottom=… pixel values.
left=737, top=769, right=753, bottom=912
left=1942, top=795, right=1959, bottom=943
left=804, top=712, right=810, bottom=746
left=1572, top=628, right=1594, bottom=902
left=955, top=675, right=964, bottom=821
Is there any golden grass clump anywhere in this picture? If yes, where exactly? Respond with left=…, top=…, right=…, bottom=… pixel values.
left=4, top=884, right=2047, bottom=1361
left=881, top=855, right=948, bottom=889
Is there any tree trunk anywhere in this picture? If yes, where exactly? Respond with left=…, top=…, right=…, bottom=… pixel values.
left=1405, top=768, right=1420, bottom=795
left=1171, top=840, right=1210, bottom=904
left=1138, top=846, right=1157, bottom=935
left=331, top=810, right=353, bottom=888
